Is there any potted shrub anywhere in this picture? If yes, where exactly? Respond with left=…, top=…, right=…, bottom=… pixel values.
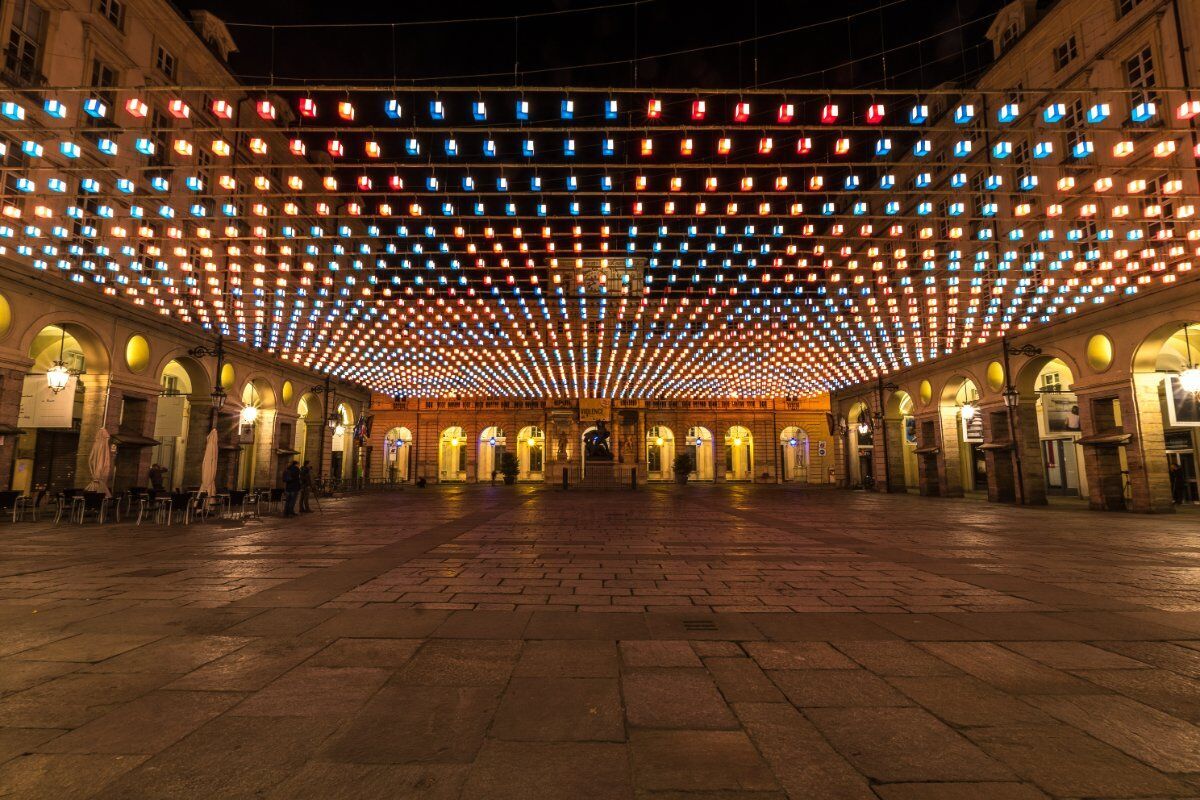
left=673, top=453, right=694, bottom=485
left=499, top=452, right=520, bottom=485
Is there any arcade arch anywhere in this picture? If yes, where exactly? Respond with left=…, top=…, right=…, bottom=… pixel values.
left=383, top=426, right=414, bottom=483
left=646, top=425, right=676, bottom=481
left=724, top=425, right=754, bottom=481
left=685, top=426, right=714, bottom=481
left=779, top=426, right=809, bottom=483
left=516, top=425, right=544, bottom=481
left=439, top=426, right=467, bottom=482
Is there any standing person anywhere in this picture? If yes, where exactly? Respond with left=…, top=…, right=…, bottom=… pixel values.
left=148, top=463, right=166, bottom=493
left=282, top=461, right=301, bottom=517
left=1170, top=461, right=1188, bottom=505
left=299, top=460, right=314, bottom=513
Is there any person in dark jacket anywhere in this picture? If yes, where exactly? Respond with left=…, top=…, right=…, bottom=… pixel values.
left=282, top=461, right=301, bottom=517
left=299, top=461, right=313, bottom=513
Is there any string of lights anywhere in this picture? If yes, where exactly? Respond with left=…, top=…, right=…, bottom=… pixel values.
left=0, top=85, right=1195, bottom=398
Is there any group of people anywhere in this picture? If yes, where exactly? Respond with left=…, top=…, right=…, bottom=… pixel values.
left=281, top=460, right=315, bottom=517
left=146, top=460, right=317, bottom=517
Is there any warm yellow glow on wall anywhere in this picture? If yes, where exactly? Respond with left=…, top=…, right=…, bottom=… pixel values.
left=0, top=292, right=11, bottom=338
left=220, top=363, right=235, bottom=390
left=282, top=380, right=294, bottom=405
left=124, top=334, right=150, bottom=373
left=919, top=380, right=932, bottom=405
left=1086, top=334, right=1115, bottom=372
left=985, top=361, right=1005, bottom=392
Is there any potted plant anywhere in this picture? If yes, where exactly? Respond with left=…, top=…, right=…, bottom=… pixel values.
left=673, top=453, right=694, bottom=485
left=499, top=452, right=520, bottom=485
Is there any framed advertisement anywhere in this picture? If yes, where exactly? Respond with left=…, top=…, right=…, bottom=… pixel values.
left=1165, top=376, right=1200, bottom=427
left=904, top=415, right=917, bottom=445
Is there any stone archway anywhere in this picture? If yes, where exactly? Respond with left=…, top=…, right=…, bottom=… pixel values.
left=1126, top=321, right=1200, bottom=512
left=12, top=323, right=112, bottom=495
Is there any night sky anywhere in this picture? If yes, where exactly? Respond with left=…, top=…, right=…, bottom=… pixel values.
left=172, top=0, right=1005, bottom=90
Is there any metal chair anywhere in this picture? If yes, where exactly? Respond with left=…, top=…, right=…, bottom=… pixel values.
left=53, top=489, right=84, bottom=525
left=77, top=492, right=110, bottom=524
left=0, top=490, right=20, bottom=522
left=14, top=489, right=44, bottom=522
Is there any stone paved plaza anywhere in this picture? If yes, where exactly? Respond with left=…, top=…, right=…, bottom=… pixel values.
left=2, top=486, right=1200, bottom=799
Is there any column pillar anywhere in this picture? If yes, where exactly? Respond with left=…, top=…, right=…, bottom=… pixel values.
left=914, top=413, right=941, bottom=496
left=1075, top=387, right=1131, bottom=511
left=75, top=374, right=118, bottom=488
left=181, top=397, right=212, bottom=489
left=980, top=403, right=1015, bottom=503
left=0, top=361, right=31, bottom=490
left=251, top=408, right=278, bottom=490
left=936, top=405, right=964, bottom=497
left=875, top=413, right=906, bottom=492
left=1129, top=374, right=1175, bottom=513
left=1012, top=399, right=1048, bottom=505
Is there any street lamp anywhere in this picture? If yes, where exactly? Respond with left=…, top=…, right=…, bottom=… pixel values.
left=960, top=402, right=977, bottom=421
left=45, top=328, right=80, bottom=393
left=187, top=335, right=227, bottom=426
left=239, top=405, right=259, bottom=425
left=1001, top=336, right=1043, bottom=504
left=45, top=361, right=71, bottom=393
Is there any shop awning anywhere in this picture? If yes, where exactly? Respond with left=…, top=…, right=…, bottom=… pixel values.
left=1077, top=432, right=1132, bottom=447
left=275, top=447, right=300, bottom=456
left=914, top=446, right=941, bottom=455
left=0, top=423, right=27, bottom=436
left=111, top=427, right=161, bottom=448
left=979, top=441, right=1013, bottom=452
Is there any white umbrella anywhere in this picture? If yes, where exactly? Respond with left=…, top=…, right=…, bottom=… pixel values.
left=84, top=428, right=112, bottom=497
left=199, top=427, right=218, bottom=498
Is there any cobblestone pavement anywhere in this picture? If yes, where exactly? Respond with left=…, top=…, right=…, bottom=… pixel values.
left=2, top=485, right=1200, bottom=799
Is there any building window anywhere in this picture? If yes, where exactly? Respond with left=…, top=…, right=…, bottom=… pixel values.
left=4, top=0, right=47, bottom=86
left=1062, top=96, right=1086, bottom=153
left=147, top=108, right=169, bottom=167
left=999, top=22, right=1020, bottom=54
left=1053, top=35, right=1078, bottom=71
left=1145, top=173, right=1175, bottom=236
left=86, top=58, right=118, bottom=134
left=0, top=134, right=29, bottom=201
left=98, top=0, right=124, bottom=30
left=155, top=45, right=176, bottom=79
left=1117, top=0, right=1145, bottom=18
left=1125, top=45, right=1157, bottom=109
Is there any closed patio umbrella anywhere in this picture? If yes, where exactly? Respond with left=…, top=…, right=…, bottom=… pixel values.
left=199, top=428, right=218, bottom=497
left=84, top=428, right=112, bottom=497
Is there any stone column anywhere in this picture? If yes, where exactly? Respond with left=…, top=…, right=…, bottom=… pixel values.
left=181, top=398, right=212, bottom=489
left=980, top=403, right=1015, bottom=503
left=875, top=413, right=906, bottom=492
left=0, top=361, right=31, bottom=490
left=75, top=374, right=119, bottom=488
left=936, top=405, right=964, bottom=497
left=1128, top=374, right=1175, bottom=513
left=251, top=408, right=278, bottom=489
left=1075, top=387, right=1129, bottom=512
left=914, top=413, right=941, bottom=496
left=1012, top=399, right=1048, bottom=505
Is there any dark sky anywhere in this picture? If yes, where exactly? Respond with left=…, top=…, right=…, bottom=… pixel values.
left=172, top=0, right=1005, bottom=90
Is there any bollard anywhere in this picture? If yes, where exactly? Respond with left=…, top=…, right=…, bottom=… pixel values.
left=631, top=468, right=637, bottom=490
left=562, top=467, right=569, bottom=490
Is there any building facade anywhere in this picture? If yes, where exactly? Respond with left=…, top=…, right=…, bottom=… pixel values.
left=830, top=0, right=1200, bottom=512
left=0, top=0, right=370, bottom=496
left=364, top=395, right=833, bottom=486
